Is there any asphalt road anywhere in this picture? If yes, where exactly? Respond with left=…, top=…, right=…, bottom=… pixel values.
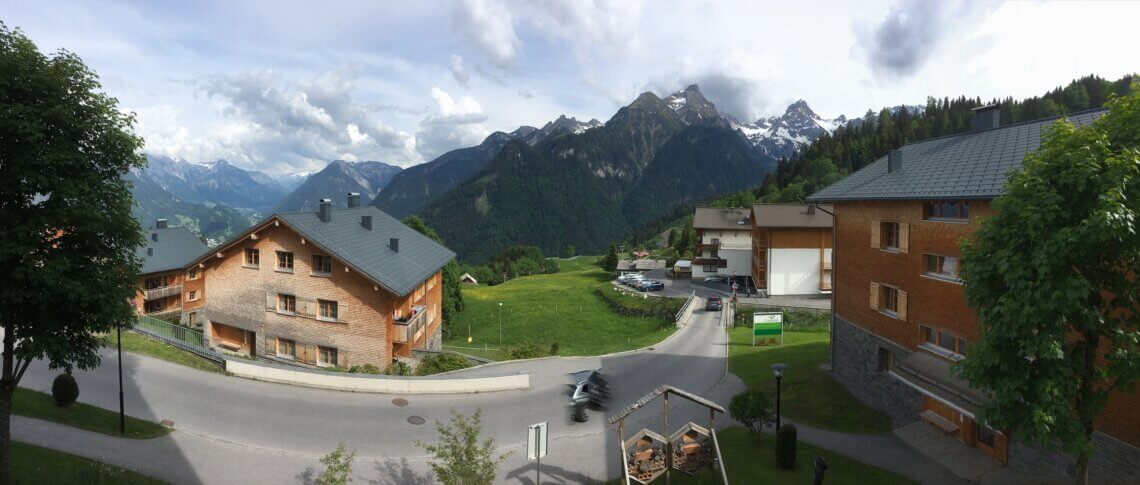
left=20, top=302, right=742, bottom=483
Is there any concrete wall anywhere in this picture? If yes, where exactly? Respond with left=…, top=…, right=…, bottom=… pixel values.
left=225, top=358, right=529, bottom=394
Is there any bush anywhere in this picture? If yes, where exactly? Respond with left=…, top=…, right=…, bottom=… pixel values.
left=734, top=305, right=830, bottom=332
left=416, top=353, right=472, bottom=375
left=775, top=424, right=798, bottom=469
left=316, top=442, right=356, bottom=485
left=348, top=363, right=382, bottom=375
left=507, top=341, right=543, bottom=360
left=729, top=389, right=774, bottom=441
left=593, top=286, right=683, bottom=327
left=549, top=341, right=560, bottom=355
left=385, top=361, right=411, bottom=376
left=51, top=373, right=79, bottom=407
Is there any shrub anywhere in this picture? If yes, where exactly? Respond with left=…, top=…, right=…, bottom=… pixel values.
left=593, top=286, right=683, bottom=326
left=775, top=424, right=798, bottom=469
left=549, top=341, right=560, bottom=355
left=507, top=341, right=543, bottom=360
left=316, top=442, right=356, bottom=485
left=729, top=389, right=774, bottom=442
left=51, top=373, right=79, bottom=407
left=348, top=364, right=381, bottom=375
left=385, top=361, right=412, bottom=376
left=416, top=353, right=472, bottom=375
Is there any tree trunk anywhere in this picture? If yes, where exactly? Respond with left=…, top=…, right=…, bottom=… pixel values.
left=1075, top=453, right=1090, bottom=485
left=0, top=387, right=10, bottom=484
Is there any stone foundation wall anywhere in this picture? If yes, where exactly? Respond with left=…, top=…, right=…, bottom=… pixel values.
left=1009, top=432, right=1140, bottom=484
left=831, top=315, right=922, bottom=426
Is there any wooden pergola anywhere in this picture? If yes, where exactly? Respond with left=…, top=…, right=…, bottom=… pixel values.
left=607, top=385, right=730, bottom=484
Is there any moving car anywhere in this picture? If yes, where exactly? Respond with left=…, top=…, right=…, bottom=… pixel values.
left=703, top=275, right=728, bottom=283
left=705, top=296, right=723, bottom=311
left=568, top=370, right=610, bottom=408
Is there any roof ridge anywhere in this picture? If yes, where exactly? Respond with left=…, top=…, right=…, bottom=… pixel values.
left=892, top=106, right=1110, bottom=149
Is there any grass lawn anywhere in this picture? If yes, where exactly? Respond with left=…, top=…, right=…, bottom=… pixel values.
left=667, top=426, right=915, bottom=484
left=553, top=255, right=601, bottom=273
left=444, top=262, right=675, bottom=359
left=12, top=441, right=165, bottom=484
left=13, top=387, right=171, bottom=439
left=727, top=327, right=893, bottom=434
left=114, top=331, right=224, bottom=374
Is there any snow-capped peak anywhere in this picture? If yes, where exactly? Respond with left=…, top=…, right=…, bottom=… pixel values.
left=662, top=84, right=720, bottom=125
left=733, top=100, right=849, bottom=159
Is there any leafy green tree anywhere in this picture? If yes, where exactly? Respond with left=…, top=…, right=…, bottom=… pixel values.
left=958, top=86, right=1140, bottom=484
left=599, top=242, right=619, bottom=273
left=402, top=216, right=465, bottom=335
left=415, top=409, right=511, bottom=485
left=565, top=245, right=575, bottom=258
left=316, top=443, right=356, bottom=485
left=0, top=24, right=146, bottom=481
left=729, top=389, right=775, bottom=444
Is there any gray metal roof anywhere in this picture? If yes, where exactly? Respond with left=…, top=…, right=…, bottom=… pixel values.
left=807, top=108, right=1108, bottom=202
left=693, top=207, right=751, bottom=230
left=751, top=203, right=833, bottom=228
left=137, top=226, right=210, bottom=274
left=276, top=206, right=456, bottom=297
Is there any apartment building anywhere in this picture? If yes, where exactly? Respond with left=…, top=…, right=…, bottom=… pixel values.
left=807, top=106, right=1138, bottom=482
left=691, top=207, right=752, bottom=287
left=134, top=219, right=210, bottom=323
left=750, top=203, right=833, bottom=296
left=186, top=194, right=455, bottom=369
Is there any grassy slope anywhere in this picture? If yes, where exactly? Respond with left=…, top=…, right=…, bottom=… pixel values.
left=727, top=328, right=893, bottom=434
left=13, top=387, right=170, bottom=439
left=443, top=258, right=674, bottom=359
left=114, top=331, right=224, bottom=374
left=12, top=441, right=166, bottom=484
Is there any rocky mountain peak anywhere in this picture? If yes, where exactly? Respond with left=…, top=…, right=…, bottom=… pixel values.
left=664, top=83, right=722, bottom=126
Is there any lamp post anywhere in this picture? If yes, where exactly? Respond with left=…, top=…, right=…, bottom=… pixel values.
left=118, top=319, right=125, bottom=435
left=498, top=302, right=503, bottom=346
left=770, top=363, right=787, bottom=431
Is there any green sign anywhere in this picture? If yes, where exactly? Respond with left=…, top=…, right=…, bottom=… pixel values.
left=753, top=312, right=783, bottom=346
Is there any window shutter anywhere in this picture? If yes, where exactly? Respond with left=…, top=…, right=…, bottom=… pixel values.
left=337, top=301, right=347, bottom=323
left=870, top=283, right=880, bottom=310
left=338, top=350, right=347, bottom=368
left=871, top=221, right=880, bottom=249
left=266, top=292, right=275, bottom=311
left=897, top=289, right=908, bottom=321
left=264, top=336, right=276, bottom=356
left=299, top=298, right=314, bottom=318
left=899, top=223, right=910, bottom=253
left=301, top=344, right=317, bottom=365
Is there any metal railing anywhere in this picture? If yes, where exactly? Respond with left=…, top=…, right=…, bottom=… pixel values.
left=145, top=284, right=182, bottom=300
left=130, top=314, right=224, bottom=365
left=675, top=290, right=698, bottom=323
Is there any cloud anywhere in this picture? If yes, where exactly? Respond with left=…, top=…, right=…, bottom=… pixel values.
left=517, top=89, right=533, bottom=99
left=858, top=0, right=999, bottom=78
left=686, top=73, right=767, bottom=122
left=449, top=54, right=470, bottom=87
left=453, top=0, right=520, bottom=67
left=415, top=87, right=490, bottom=160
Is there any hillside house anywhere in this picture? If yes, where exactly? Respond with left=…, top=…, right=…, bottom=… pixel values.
left=807, top=105, right=1137, bottom=482
left=134, top=219, right=210, bottom=324
left=750, top=203, right=833, bottom=296
left=691, top=207, right=752, bottom=287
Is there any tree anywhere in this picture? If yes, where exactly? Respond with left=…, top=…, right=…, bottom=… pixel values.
left=957, top=86, right=1140, bottom=484
left=415, top=409, right=511, bottom=485
left=728, top=389, right=775, bottom=444
left=599, top=242, right=619, bottom=273
left=316, top=443, right=356, bottom=485
left=565, top=244, right=575, bottom=258
left=402, top=216, right=465, bottom=335
left=0, top=24, right=146, bottom=481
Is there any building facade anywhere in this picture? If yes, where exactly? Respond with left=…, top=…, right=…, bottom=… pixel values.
left=691, top=207, right=752, bottom=286
left=187, top=195, right=454, bottom=369
left=750, top=204, right=833, bottom=296
left=808, top=106, right=1138, bottom=482
left=134, top=219, right=210, bottom=323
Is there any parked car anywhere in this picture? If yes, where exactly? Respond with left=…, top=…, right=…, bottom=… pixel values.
left=632, top=279, right=649, bottom=291
left=705, top=296, right=723, bottom=311
left=703, top=275, right=728, bottom=283
left=644, top=280, right=665, bottom=291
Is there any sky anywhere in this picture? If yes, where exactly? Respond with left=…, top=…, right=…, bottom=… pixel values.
left=4, top=0, right=1137, bottom=177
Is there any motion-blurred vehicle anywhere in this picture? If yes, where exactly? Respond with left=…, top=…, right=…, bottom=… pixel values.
left=703, top=275, right=728, bottom=283
left=705, top=296, right=723, bottom=311
left=568, top=369, right=610, bottom=408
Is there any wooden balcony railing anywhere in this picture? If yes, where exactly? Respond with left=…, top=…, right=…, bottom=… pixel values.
left=145, top=284, right=182, bottom=301
left=392, top=305, right=428, bottom=344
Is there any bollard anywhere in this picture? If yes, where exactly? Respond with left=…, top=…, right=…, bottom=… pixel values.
left=813, top=456, right=828, bottom=485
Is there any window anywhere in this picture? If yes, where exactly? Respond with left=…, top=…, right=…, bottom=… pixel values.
left=275, top=251, right=294, bottom=273
left=924, top=254, right=964, bottom=282
left=188, top=312, right=198, bottom=327
left=704, top=265, right=715, bottom=272
left=312, top=255, right=332, bottom=275
left=882, top=222, right=900, bottom=250
left=244, top=248, right=260, bottom=268
left=277, top=294, right=296, bottom=314
left=925, top=200, right=970, bottom=221
left=919, top=324, right=968, bottom=358
left=276, top=338, right=296, bottom=358
left=318, top=299, right=338, bottom=322
left=881, top=285, right=899, bottom=314
left=144, top=277, right=163, bottom=290
left=187, top=268, right=198, bottom=280
left=187, top=290, right=198, bottom=301
left=318, top=346, right=338, bottom=367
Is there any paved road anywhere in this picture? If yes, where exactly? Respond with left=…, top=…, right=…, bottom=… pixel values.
left=617, top=270, right=832, bottom=309
left=20, top=303, right=742, bottom=483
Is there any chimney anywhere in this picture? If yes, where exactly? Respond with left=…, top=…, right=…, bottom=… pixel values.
left=971, top=104, right=1001, bottom=132
left=318, top=199, right=332, bottom=222
left=389, top=237, right=399, bottom=253
left=361, top=215, right=372, bottom=231
left=887, top=149, right=903, bottom=173
left=156, top=218, right=168, bottom=229
left=151, top=232, right=158, bottom=242
left=347, top=192, right=360, bottom=208
left=147, top=247, right=153, bottom=256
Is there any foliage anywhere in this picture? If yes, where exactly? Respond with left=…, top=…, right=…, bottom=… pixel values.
left=0, top=24, right=147, bottom=481
left=117, top=332, right=223, bottom=374
left=729, top=389, right=775, bottom=440
left=416, top=353, right=472, bottom=375
left=774, top=424, right=798, bottom=470
left=415, top=409, right=511, bottom=485
left=13, top=442, right=166, bottom=484
left=565, top=245, right=575, bottom=257
left=549, top=341, right=560, bottom=355
left=733, top=305, right=830, bottom=332
left=402, top=216, right=465, bottom=336
left=384, top=361, right=411, bottom=376
left=50, top=374, right=79, bottom=407
left=599, top=242, right=619, bottom=273
left=463, top=245, right=559, bottom=286
left=956, top=85, right=1140, bottom=482
left=348, top=364, right=382, bottom=375
left=316, top=442, right=355, bottom=485
left=593, top=287, right=683, bottom=326
left=506, top=341, right=543, bottom=360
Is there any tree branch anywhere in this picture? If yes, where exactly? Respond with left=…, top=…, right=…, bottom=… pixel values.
left=12, top=358, right=32, bottom=386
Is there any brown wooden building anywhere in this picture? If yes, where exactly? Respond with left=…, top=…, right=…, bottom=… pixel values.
left=134, top=219, right=209, bottom=324
left=749, top=204, right=833, bottom=296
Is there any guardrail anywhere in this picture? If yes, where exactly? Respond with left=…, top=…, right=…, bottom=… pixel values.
left=130, top=315, right=225, bottom=365
left=675, top=290, right=698, bottom=327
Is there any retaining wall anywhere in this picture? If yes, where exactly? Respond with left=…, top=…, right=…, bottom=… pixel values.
left=225, top=358, right=529, bottom=394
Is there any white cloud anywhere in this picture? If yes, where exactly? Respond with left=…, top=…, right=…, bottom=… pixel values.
left=416, top=87, right=490, bottom=160
left=450, top=54, right=471, bottom=87
left=453, top=0, right=520, bottom=67
left=857, top=0, right=1000, bottom=79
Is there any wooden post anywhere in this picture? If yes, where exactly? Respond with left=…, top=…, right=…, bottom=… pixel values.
left=664, top=391, right=671, bottom=484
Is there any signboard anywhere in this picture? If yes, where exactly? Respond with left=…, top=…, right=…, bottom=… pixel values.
left=753, top=312, right=783, bottom=346
left=527, top=421, right=548, bottom=460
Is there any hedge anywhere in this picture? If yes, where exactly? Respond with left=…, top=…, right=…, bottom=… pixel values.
left=594, top=285, right=684, bottom=326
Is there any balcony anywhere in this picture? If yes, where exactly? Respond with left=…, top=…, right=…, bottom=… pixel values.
left=146, top=306, right=183, bottom=321
left=145, top=284, right=182, bottom=301
left=392, top=305, right=427, bottom=344
left=691, top=257, right=727, bottom=268
left=697, top=241, right=721, bottom=250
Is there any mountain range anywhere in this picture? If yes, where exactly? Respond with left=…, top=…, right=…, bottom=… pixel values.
left=143, top=155, right=288, bottom=211
left=272, top=160, right=402, bottom=212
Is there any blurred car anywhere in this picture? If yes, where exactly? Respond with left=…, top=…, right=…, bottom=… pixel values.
left=568, top=370, right=610, bottom=408
left=644, top=280, right=665, bottom=291
left=703, top=275, right=728, bottom=283
left=705, top=296, right=723, bottom=311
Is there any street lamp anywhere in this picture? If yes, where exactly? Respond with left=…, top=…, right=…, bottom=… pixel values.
left=498, top=302, right=503, bottom=346
left=770, top=363, right=787, bottom=431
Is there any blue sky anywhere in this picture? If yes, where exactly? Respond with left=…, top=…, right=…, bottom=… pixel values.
left=4, top=0, right=1136, bottom=176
